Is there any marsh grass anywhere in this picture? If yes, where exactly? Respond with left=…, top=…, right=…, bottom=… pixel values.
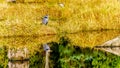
left=0, top=0, right=120, bottom=36
left=67, top=30, right=120, bottom=47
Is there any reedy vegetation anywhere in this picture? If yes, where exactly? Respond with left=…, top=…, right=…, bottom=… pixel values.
left=0, top=0, right=120, bottom=36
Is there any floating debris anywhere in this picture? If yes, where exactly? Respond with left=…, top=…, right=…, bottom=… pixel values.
left=59, top=3, right=64, bottom=7
left=8, top=47, right=29, bottom=61
left=95, top=36, right=120, bottom=56
left=8, top=61, right=29, bottom=68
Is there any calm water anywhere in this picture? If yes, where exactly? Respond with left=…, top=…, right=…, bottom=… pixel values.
left=0, top=30, right=120, bottom=68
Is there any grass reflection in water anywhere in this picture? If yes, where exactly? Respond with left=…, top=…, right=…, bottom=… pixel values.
left=0, top=30, right=120, bottom=68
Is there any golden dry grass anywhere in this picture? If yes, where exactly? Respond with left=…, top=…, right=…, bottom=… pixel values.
left=67, top=30, right=120, bottom=47
left=0, top=0, right=120, bottom=36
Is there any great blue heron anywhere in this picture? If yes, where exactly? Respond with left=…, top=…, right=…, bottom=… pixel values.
left=43, top=44, right=50, bottom=68
left=42, top=15, right=49, bottom=25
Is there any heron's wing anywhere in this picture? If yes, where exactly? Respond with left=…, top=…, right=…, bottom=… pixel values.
left=42, top=18, right=48, bottom=25
left=42, top=18, right=46, bottom=23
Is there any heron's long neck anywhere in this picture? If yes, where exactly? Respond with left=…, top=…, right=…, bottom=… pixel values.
left=45, top=50, right=50, bottom=68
